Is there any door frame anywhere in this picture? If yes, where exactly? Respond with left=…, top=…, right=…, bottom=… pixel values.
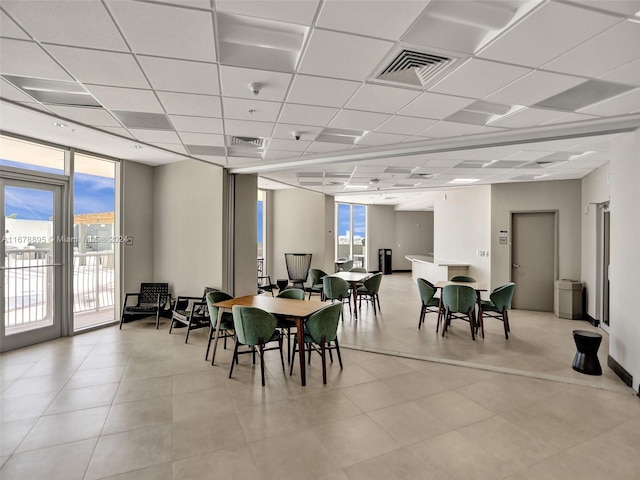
left=596, top=202, right=610, bottom=333
left=509, top=210, right=559, bottom=309
left=1, top=167, right=72, bottom=351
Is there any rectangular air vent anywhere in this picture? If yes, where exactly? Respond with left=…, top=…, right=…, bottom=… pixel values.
left=376, top=49, right=458, bottom=88
left=229, top=136, right=264, bottom=148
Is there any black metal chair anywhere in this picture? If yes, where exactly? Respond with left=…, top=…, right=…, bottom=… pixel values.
left=257, top=274, right=277, bottom=296
left=120, top=282, right=169, bottom=329
left=169, top=286, right=219, bottom=343
left=284, top=253, right=312, bottom=290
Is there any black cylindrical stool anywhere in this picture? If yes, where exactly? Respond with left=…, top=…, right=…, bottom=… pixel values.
left=572, top=330, right=602, bottom=375
left=276, top=279, right=288, bottom=291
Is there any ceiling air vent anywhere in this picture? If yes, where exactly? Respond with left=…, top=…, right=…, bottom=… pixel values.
left=230, top=136, right=264, bottom=148
left=376, top=49, right=457, bottom=88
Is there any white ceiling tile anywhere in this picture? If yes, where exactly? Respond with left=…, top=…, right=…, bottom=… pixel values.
left=398, top=92, right=475, bottom=119
left=419, top=120, right=483, bottom=138
left=317, top=0, right=429, bottom=40
left=157, top=92, right=222, bottom=117
left=178, top=132, right=225, bottom=146
left=46, top=105, right=122, bottom=127
left=146, top=0, right=213, bottom=9
left=272, top=123, right=323, bottom=140
left=305, top=142, right=348, bottom=153
left=268, top=138, right=310, bottom=152
left=1, top=10, right=29, bottom=39
left=0, top=78, right=36, bottom=102
left=279, top=103, right=338, bottom=126
left=222, top=97, right=281, bottom=122
left=45, top=45, right=149, bottom=88
left=578, top=87, right=640, bottom=115
left=540, top=112, right=601, bottom=125
left=345, top=84, right=421, bottom=114
left=298, top=29, right=394, bottom=81
left=0, top=39, right=72, bottom=80
left=375, top=115, right=437, bottom=135
left=598, top=58, right=640, bottom=86
left=543, top=20, right=640, bottom=78
left=131, top=129, right=182, bottom=144
left=169, top=115, right=224, bottom=134
left=358, top=132, right=410, bottom=146
left=430, top=58, right=530, bottom=98
left=478, top=1, right=620, bottom=67
left=286, top=75, right=361, bottom=108
left=485, top=70, right=587, bottom=107
left=329, top=109, right=389, bottom=131
left=576, top=1, right=640, bottom=16
left=220, top=66, right=292, bottom=101
left=224, top=119, right=274, bottom=138
left=108, top=0, right=216, bottom=62
left=85, top=85, right=164, bottom=113
left=97, top=126, right=134, bottom=138
left=215, top=0, right=321, bottom=25
left=2, top=0, right=128, bottom=51
left=154, top=142, right=189, bottom=155
left=138, top=56, right=219, bottom=95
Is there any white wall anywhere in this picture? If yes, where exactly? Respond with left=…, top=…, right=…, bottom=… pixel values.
left=394, top=210, right=434, bottom=270
left=609, top=129, right=640, bottom=391
left=367, top=205, right=395, bottom=272
left=121, top=160, right=154, bottom=295
left=491, top=180, right=582, bottom=291
left=233, top=174, right=257, bottom=297
left=580, top=164, right=610, bottom=318
left=435, top=185, right=491, bottom=285
left=270, top=188, right=331, bottom=282
left=152, top=160, right=224, bottom=296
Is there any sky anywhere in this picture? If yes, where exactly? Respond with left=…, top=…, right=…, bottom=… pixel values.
left=337, top=203, right=366, bottom=238
left=2, top=159, right=114, bottom=220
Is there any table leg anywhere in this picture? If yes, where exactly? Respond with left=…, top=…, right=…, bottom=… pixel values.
left=296, top=317, right=306, bottom=386
left=210, top=308, right=224, bottom=365
left=475, top=292, right=484, bottom=338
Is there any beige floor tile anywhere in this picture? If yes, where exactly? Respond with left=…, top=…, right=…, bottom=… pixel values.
left=102, top=396, right=172, bottom=435
left=518, top=449, right=613, bottom=480
left=172, top=410, right=246, bottom=460
left=313, top=414, right=400, bottom=468
left=17, top=405, right=109, bottom=453
left=343, top=448, right=439, bottom=480
left=236, top=396, right=313, bottom=443
left=340, top=379, right=408, bottom=412
left=113, top=375, right=172, bottom=404
left=311, top=471, right=349, bottom=480
left=294, top=389, right=364, bottom=426
left=44, top=383, right=118, bottom=415
left=369, top=401, right=451, bottom=447
left=0, top=437, right=97, bottom=480
left=381, top=369, right=450, bottom=400
left=0, top=417, right=38, bottom=456
left=326, top=362, right=377, bottom=388
left=84, top=424, right=172, bottom=480
left=358, top=355, right=416, bottom=379
left=99, top=462, right=172, bottom=480
left=1, top=391, right=58, bottom=423
left=172, top=385, right=235, bottom=423
left=1, top=373, right=71, bottom=399
left=173, top=444, right=259, bottom=479
left=414, top=390, right=495, bottom=429
left=64, top=365, right=125, bottom=389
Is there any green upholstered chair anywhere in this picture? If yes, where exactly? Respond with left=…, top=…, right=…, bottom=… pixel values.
left=289, top=303, right=343, bottom=384
left=205, top=290, right=235, bottom=363
left=229, top=305, right=285, bottom=386
left=307, top=268, right=327, bottom=301
left=349, top=267, right=367, bottom=273
left=357, top=272, right=383, bottom=315
left=276, top=288, right=305, bottom=362
left=341, top=259, right=354, bottom=272
left=417, top=278, right=442, bottom=330
left=323, top=276, right=351, bottom=321
left=450, top=275, right=476, bottom=282
left=120, top=282, right=170, bottom=329
left=481, top=283, right=515, bottom=339
left=442, top=284, right=478, bottom=340
left=169, top=287, right=219, bottom=343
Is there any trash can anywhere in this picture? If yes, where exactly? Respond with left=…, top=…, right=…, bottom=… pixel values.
left=378, top=248, right=392, bottom=274
left=554, top=280, right=583, bottom=319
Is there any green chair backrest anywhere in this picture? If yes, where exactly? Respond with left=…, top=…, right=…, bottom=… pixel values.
left=206, top=290, right=233, bottom=326
left=417, top=278, right=437, bottom=304
left=349, top=267, right=367, bottom=273
left=341, top=260, right=354, bottom=271
left=277, top=288, right=305, bottom=300
left=309, top=269, right=327, bottom=287
left=231, top=305, right=277, bottom=346
left=450, top=275, right=476, bottom=283
left=323, top=276, right=350, bottom=301
left=442, top=285, right=477, bottom=313
left=362, top=272, right=383, bottom=293
left=305, top=303, right=342, bottom=343
left=490, top=283, right=515, bottom=312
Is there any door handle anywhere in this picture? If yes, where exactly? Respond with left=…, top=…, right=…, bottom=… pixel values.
left=512, top=263, right=520, bottom=268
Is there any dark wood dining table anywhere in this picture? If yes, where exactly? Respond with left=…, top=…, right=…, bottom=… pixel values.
left=210, top=294, right=327, bottom=386
left=327, top=271, right=372, bottom=319
left=434, top=280, right=487, bottom=338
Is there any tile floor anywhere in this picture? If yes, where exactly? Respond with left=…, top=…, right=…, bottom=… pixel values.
left=1, top=273, right=639, bottom=479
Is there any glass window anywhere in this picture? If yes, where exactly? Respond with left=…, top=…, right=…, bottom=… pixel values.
left=0, top=135, right=65, bottom=174
left=336, top=203, right=367, bottom=268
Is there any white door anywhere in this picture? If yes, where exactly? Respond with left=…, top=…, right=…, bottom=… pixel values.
left=511, top=212, right=556, bottom=311
left=1, top=177, right=67, bottom=351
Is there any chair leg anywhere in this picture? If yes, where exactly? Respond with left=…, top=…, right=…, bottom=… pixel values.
left=468, top=310, right=476, bottom=341
left=228, top=338, right=240, bottom=378
left=156, top=311, right=161, bottom=329
left=320, top=338, right=327, bottom=385
left=185, top=318, right=192, bottom=344
left=335, top=338, right=343, bottom=369
left=289, top=337, right=298, bottom=376
left=279, top=335, right=285, bottom=372
left=418, top=305, right=424, bottom=329
left=258, top=341, right=266, bottom=386
left=503, top=311, right=509, bottom=339
left=205, top=324, right=214, bottom=360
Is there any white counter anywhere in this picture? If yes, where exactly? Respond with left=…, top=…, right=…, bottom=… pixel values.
left=405, top=255, right=470, bottom=282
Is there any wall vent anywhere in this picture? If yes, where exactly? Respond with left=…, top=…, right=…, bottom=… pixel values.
left=376, top=49, right=457, bottom=88
left=229, top=136, right=264, bottom=148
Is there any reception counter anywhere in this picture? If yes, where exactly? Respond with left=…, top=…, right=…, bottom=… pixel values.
left=405, top=255, right=470, bottom=282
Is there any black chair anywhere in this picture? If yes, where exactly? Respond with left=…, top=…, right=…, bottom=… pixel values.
left=284, top=253, right=312, bottom=289
left=120, top=282, right=169, bottom=329
left=257, top=274, right=277, bottom=296
left=169, top=287, right=218, bottom=343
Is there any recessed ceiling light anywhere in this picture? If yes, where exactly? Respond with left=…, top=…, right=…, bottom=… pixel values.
left=448, top=178, right=480, bottom=184
left=132, top=144, right=142, bottom=149
left=52, top=122, right=67, bottom=128
left=534, top=173, right=551, bottom=180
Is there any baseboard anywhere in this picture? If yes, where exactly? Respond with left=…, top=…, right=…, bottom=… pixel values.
left=607, top=355, right=633, bottom=389
left=392, top=269, right=411, bottom=273
left=584, top=313, right=600, bottom=327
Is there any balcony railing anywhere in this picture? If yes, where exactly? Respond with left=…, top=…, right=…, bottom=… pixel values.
left=3, top=248, right=115, bottom=332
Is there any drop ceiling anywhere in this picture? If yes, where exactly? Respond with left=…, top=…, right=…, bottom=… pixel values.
left=1, top=0, right=640, bottom=209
